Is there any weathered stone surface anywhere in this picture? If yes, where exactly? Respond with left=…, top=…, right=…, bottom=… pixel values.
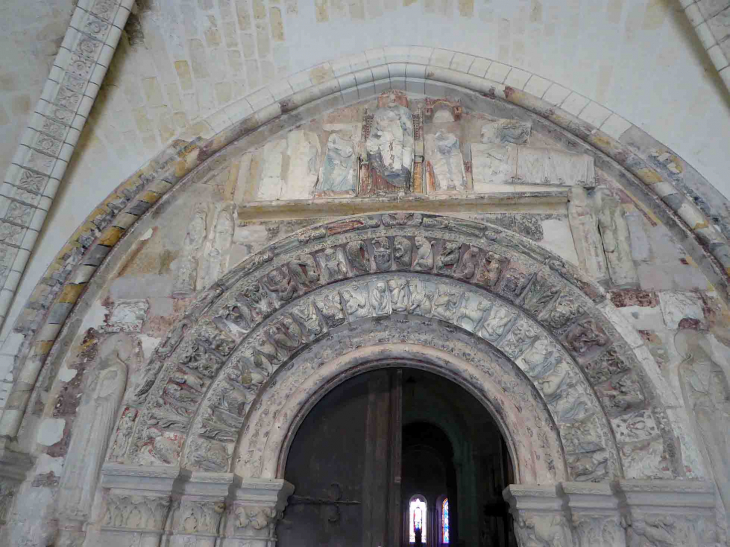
left=593, top=188, right=639, bottom=288
left=568, top=187, right=609, bottom=284
left=480, top=119, right=532, bottom=145
left=658, top=291, right=705, bottom=329
left=317, top=133, right=357, bottom=196
left=425, top=131, right=467, bottom=193
left=365, top=99, right=414, bottom=190
left=471, top=142, right=517, bottom=188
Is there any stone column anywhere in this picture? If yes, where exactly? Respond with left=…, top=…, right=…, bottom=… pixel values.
left=561, top=482, right=625, bottom=547
left=0, top=443, right=32, bottom=532
left=617, top=480, right=718, bottom=547
left=164, top=471, right=233, bottom=547
left=220, top=478, right=294, bottom=547
left=95, top=464, right=178, bottom=547
left=504, top=484, right=575, bottom=547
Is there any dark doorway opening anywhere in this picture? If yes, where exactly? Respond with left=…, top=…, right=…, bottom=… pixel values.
left=277, top=368, right=514, bottom=547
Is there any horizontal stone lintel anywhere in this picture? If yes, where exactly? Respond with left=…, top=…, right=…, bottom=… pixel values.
left=238, top=190, right=570, bottom=221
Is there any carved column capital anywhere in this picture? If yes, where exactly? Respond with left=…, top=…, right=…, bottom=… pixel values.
left=220, top=477, right=294, bottom=547
left=166, top=471, right=233, bottom=547
left=96, top=463, right=179, bottom=547
left=616, top=480, right=719, bottom=547
left=504, top=484, right=576, bottom=547
left=561, top=482, right=625, bottom=547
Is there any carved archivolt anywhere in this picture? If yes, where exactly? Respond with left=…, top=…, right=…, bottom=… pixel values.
left=108, top=213, right=678, bottom=483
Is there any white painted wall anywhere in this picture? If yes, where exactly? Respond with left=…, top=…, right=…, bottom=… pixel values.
left=2, top=0, right=730, bottom=340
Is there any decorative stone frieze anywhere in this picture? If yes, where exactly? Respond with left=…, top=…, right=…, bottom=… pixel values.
left=617, top=480, right=719, bottom=547
left=97, top=463, right=178, bottom=547
left=165, top=471, right=233, bottom=547
left=561, top=482, right=625, bottom=547
left=219, top=478, right=294, bottom=547
left=504, top=481, right=719, bottom=547
left=504, top=484, right=576, bottom=547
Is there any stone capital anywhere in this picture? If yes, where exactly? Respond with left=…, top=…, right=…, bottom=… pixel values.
left=220, top=477, right=295, bottom=547
left=96, top=464, right=179, bottom=547
left=616, top=480, right=718, bottom=547
left=504, top=484, right=576, bottom=547
left=166, top=471, right=234, bottom=546
left=560, top=482, right=625, bottom=547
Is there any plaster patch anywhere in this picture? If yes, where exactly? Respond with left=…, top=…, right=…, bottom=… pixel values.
left=35, top=453, right=64, bottom=476
left=36, top=418, right=65, bottom=447
left=140, top=228, right=154, bottom=241
left=58, top=365, right=78, bottom=383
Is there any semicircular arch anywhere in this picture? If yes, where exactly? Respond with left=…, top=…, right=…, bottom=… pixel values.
left=111, top=212, right=681, bottom=485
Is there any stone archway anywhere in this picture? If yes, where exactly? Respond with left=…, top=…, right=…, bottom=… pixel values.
left=84, top=212, right=720, bottom=547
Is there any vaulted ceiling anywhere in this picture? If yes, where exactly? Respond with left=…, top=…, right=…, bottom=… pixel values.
left=1, top=0, right=730, bottom=342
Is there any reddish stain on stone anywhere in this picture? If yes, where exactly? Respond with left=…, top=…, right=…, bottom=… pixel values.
left=678, top=317, right=701, bottom=330
left=610, top=290, right=658, bottom=308
left=504, top=86, right=516, bottom=100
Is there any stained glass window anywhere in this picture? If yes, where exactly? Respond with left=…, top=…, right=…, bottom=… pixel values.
left=442, top=498, right=450, bottom=544
left=409, top=496, right=427, bottom=543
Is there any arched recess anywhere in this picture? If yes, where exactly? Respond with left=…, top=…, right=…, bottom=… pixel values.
left=2, top=51, right=728, bottom=460
left=102, top=212, right=682, bottom=485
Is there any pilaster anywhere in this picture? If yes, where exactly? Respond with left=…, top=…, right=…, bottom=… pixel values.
left=220, top=477, right=294, bottom=547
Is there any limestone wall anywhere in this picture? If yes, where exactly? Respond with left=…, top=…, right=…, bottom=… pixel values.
left=0, top=93, right=727, bottom=546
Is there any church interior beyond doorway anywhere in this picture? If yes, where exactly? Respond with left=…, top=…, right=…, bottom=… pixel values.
left=278, top=367, right=514, bottom=547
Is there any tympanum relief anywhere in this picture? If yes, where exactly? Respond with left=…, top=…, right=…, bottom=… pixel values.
left=221, top=90, right=601, bottom=202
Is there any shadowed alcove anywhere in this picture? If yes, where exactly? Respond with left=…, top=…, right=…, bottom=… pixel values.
left=277, top=367, right=513, bottom=547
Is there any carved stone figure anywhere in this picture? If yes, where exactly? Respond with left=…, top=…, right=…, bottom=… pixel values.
left=426, top=131, right=467, bottom=192
left=263, top=267, right=297, bottom=302
left=108, top=407, right=137, bottom=462
left=566, top=318, right=609, bottom=356
left=412, top=236, right=434, bottom=271
left=318, top=133, right=357, bottom=195
left=455, top=246, right=480, bottom=279
left=676, top=329, right=730, bottom=527
left=287, top=254, right=320, bottom=288
left=456, top=295, right=489, bottom=332
left=173, top=203, right=208, bottom=296
left=314, top=292, right=346, bottom=328
left=432, top=286, right=461, bottom=321
left=478, top=305, right=514, bottom=341
left=515, top=514, right=574, bottom=547
left=436, top=241, right=461, bottom=274
left=345, top=240, right=370, bottom=274
left=388, top=277, right=409, bottom=312
left=372, top=237, right=392, bottom=271
left=197, top=202, right=236, bottom=291
left=365, top=98, right=414, bottom=190
left=393, top=236, right=412, bottom=269
left=520, top=338, right=557, bottom=379
left=292, top=300, right=323, bottom=341
left=342, top=285, right=370, bottom=319
left=58, top=336, right=132, bottom=519
left=407, top=279, right=434, bottom=315
left=317, top=247, right=348, bottom=282
left=475, top=251, right=506, bottom=287
left=370, top=281, right=390, bottom=316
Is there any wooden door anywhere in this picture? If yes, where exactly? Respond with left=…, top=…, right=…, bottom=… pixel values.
left=277, top=369, right=402, bottom=547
